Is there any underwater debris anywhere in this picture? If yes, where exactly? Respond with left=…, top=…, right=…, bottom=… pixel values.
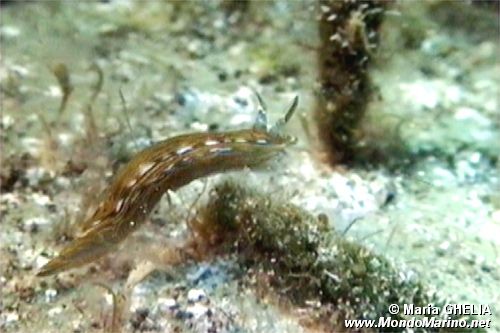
left=88, top=62, right=104, bottom=106
left=315, top=0, right=389, bottom=164
left=51, top=62, right=73, bottom=117
left=93, top=282, right=127, bottom=333
left=37, top=95, right=299, bottom=276
left=193, top=181, right=485, bottom=331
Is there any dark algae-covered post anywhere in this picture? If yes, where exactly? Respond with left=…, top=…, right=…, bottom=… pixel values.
left=316, top=0, right=389, bottom=164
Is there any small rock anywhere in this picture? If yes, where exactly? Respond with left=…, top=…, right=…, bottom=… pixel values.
left=48, top=306, right=62, bottom=317
left=131, top=307, right=150, bottom=330
left=187, top=288, right=206, bottom=303
left=45, top=289, right=58, bottom=302
left=25, top=216, right=50, bottom=230
left=0, top=26, right=21, bottom=39
left=3, top=311, right=19, bottom=324
left=185, top=303, right=208, bottom=319
left=157, top=298, right=178, bottom=312
left=436, top=241, right=450, bottom=256
left=31, top=192, right=52, bottom=206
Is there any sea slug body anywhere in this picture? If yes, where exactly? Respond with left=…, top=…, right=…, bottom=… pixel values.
left=37, top=95, right=299, bottom=276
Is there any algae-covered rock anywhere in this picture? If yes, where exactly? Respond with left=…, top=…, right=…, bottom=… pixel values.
left=195, top=181, right=485, bottom=331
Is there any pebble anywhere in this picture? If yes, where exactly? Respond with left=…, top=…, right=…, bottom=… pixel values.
left=187, top=288, right=206, bottom=303
left=45, top=289, right=58, bottom=303
left=0, top=26, right=21, bottom=39
left=436, top=241, right=450, bottom=256
left=157, top=298, right=178, bottom=312
left=455, top=151, right=485, bottom=182
left=1, top=114, right=14, bottom=129
left=25, top=217, right=50, bottom=230
left=185, top=303, right=208, bottom=319
left=31, top=193, right=52, bottom=207
left=47, top=306, right=62, bottom=317
left=3, top=312, right=19, bottom=325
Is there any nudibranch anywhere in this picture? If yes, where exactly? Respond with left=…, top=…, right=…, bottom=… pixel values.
left=37, top=94, right=299, bottom=276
